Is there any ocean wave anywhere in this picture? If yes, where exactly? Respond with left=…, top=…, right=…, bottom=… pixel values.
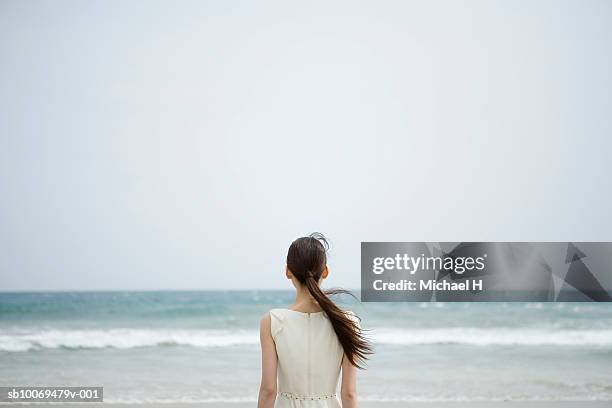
left=101, top=382, right=612, bottom=404
left=101, top=388, right=612, bottom=404
left=0, top=329, right=258, bottom=352
left=373, top=327, right=612, bottom=347
left=1, top=327, right=611, bottom=352
left=101, top=395, right=612, bottom=404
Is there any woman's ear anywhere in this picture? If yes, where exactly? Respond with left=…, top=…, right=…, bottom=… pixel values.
left=321, top=265, right=329, bottom=280
left=285, top=265, right=293, bottom=280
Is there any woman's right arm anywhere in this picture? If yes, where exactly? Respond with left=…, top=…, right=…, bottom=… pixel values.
left=340, top=354, right=358, bottom=408
left=257, top=313, right=278, bottom=408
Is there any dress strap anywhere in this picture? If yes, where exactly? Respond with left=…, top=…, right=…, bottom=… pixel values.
left=269, top=309, right=286, bottom=341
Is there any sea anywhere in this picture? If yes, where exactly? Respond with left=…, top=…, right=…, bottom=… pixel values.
left=1, top=291, right=611, bottom=403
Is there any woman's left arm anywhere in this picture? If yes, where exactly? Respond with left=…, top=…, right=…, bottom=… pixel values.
left=257, top=313, right=278, bottom=408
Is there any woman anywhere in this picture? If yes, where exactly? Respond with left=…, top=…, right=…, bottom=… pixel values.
left=258, top=233, right=372, bottom=408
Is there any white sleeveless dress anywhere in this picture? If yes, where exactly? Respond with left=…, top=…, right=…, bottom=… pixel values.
left=269, top=308, right=356, bottom=408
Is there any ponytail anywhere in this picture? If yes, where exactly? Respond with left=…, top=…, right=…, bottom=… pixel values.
left=287, top=233, right=373, bottom=369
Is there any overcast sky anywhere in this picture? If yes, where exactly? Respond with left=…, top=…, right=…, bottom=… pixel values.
left=1, top=0, right=611, bottom=291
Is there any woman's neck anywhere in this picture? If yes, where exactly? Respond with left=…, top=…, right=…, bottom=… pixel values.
left=289, top=286, right=323, bottom=313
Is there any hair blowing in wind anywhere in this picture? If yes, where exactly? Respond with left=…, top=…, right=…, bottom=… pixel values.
left=286, top=233, right=373, bottom=369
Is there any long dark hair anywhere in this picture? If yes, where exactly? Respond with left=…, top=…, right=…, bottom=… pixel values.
left=286, top=232, right=372, bottom=369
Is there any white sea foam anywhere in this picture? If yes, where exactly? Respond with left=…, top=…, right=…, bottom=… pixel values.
left=372, top=327, right=612, bottom=347
left=1, top=327, right=611, bottom=351
left=0, top=329, right=259, bottom=351
left=101, top=395, right=612, bottom=404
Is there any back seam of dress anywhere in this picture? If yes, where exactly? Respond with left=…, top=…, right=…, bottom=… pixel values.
left=307, top=313, right=311, bottom=395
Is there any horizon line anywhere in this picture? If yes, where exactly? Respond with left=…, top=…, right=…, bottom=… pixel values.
left=0, top=288, right=362, bottom=294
